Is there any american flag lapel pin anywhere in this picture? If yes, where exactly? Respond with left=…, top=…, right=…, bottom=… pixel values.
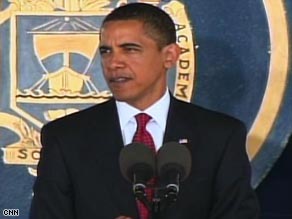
left=179, top=138, right=188, bottom=144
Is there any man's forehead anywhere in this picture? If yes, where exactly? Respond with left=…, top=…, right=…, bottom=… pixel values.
left=102, top=19, right=145, bottom=30
left=101, top=20, right=145, bottom=36
left=100, top=22, right=153, bottom=41
left=99, top=19, right=162, bottom=50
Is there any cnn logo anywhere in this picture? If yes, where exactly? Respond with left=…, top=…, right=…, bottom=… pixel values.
left=2, top=209, right=19, bottom=217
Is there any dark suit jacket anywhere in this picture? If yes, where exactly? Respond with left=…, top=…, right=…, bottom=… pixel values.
left=30, top=96, right=259, bottom=219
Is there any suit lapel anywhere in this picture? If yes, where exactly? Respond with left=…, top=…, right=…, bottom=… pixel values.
left=164, top=96, right=195, bottom=144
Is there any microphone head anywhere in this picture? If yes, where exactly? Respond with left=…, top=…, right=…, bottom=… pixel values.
left=157, top=142, right=192, bottom=182
left=119, top=143, right=156, bottom=183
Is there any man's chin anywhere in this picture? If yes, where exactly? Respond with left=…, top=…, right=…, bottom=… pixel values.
left=112, top=94, right=136, bottom=106
left=112, top=94, right=128, bottom=103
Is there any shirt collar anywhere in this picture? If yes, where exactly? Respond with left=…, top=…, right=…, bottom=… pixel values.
left=116, top=89, right=170, bottom=130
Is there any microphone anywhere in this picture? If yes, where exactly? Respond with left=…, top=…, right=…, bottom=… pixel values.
left=119, top=143, right=156, bottom=203
left=157, top=142, right=192, bottom=201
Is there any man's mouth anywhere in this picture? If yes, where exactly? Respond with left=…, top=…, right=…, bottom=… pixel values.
left=109, top=77, right=131, bottom=83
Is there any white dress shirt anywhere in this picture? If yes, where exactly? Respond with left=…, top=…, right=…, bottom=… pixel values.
left=116, top=89, right=170, bottom=151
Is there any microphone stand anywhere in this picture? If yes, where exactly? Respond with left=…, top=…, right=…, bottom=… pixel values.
left=151, top=188, right=161, bottom=219
left=133, top=177, right=180, bottom=219
left=133, top=174, right=152, bottom=211
left=150, top=186, right=178, bottom=219
left=150, top=175, right=179, bottom=219
left=133, top=184, right=162, bottom=219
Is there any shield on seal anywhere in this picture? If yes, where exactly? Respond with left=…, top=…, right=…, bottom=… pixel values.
left=10, top=12, right=112, bottom=129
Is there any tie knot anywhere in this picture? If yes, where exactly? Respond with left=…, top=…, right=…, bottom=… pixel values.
left=135, top=113, right=152, bottom=129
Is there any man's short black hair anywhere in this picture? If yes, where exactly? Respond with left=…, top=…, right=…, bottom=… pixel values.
left=101, top=3, right=177, bottom=49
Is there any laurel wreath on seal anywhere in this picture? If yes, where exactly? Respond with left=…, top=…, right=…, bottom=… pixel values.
left=13, top=119, right=41, bottom=148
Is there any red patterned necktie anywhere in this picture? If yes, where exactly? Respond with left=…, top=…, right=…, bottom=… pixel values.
left=132, top=113, right=156, bottom=219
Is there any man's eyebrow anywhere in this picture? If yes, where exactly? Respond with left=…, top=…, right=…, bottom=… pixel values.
left=99, top=45, right=111, bottom=50
left=98, top=43, right=142, bottom=52
left=119, top=43, right=142, bottom=48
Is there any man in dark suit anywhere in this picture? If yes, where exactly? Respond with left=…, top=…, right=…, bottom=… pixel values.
left=30, top=3, right=259, bottom=219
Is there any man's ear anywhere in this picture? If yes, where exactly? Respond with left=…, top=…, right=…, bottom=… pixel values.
left=163, top=43, right=180, bottom=69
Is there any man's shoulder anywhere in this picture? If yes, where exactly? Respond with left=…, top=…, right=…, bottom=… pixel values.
left=173, top=98, right=246, bottom=129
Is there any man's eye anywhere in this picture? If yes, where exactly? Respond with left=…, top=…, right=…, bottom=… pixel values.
left=99, top=47, right=111, bottom=55
left=125, top=47, right=140, bottom=52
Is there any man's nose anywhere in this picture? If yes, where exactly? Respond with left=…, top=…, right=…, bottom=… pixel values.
left=107, top=52, right=125, bottom=69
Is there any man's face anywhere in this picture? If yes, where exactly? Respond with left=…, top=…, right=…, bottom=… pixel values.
left=99, top=20, right=178, bottom=110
